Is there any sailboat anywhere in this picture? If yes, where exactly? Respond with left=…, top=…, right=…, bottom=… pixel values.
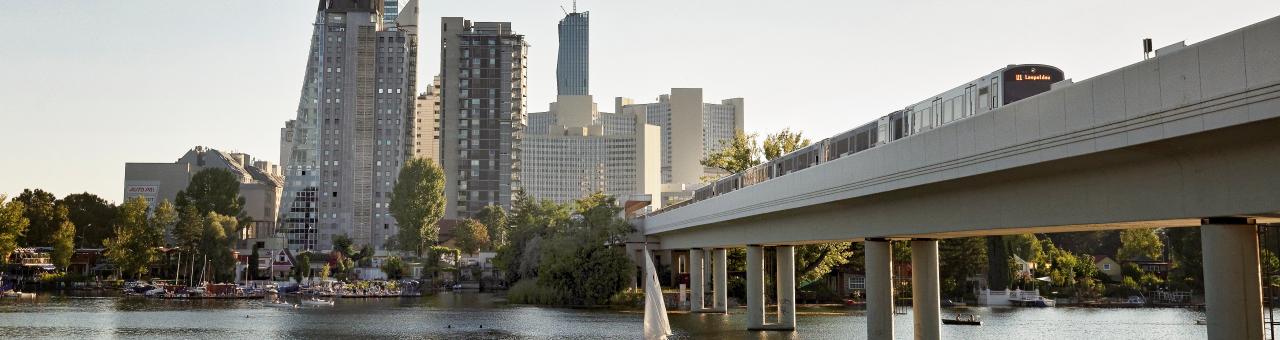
left=643, top=249, right=672, bottom=340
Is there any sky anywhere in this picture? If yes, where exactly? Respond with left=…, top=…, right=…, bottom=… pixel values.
left=0, top=0, right=1276, bottom=203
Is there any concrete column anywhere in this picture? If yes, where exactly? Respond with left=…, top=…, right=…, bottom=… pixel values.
left=746, top=245, right=765, bottom=330
left=865, top=239, right=894, bottom=340
left=703, top=248, right=714, bottom=305
left=714, top=248, right=728, bottom=312
left=776, top=245, right=796, bottom=330
left=911, top=239, right=941, bottom=340
left=627, top=249, right=640, bottom=289
left=689, top=248, right=705, bottom=311
left=1201, top=218, right=1263, bottom=340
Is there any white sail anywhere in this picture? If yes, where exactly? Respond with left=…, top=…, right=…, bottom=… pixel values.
left=643, top=249, right=672, bottom=340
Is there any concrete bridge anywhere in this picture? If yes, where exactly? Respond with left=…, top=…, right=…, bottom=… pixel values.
left=638, top=14, right=1280, bottom=339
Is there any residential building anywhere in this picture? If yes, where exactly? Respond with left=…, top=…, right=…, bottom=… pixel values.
left=411, top=76, right=442, bottom=162
left=616, top=89, right=744, bottom=205
left=277, top=0, right=421, bottom=251
left=523, top=95, right=661, bottom=208
left=1093, top=255, right=1122, bottom=282
left=383, top=0, right=399, bottom=28
left=439, top=17, right=528, bottom=218
left=123, top=146, right=284, bottom=248
left=556, top=8, right=589, bottom=95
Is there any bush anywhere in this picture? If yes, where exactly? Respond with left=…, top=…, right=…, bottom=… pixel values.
left=609, top=287, right=645, bottom=307
left=507, top=279, right=565, bottom=305
left=38, top=272, right=67, bottom=283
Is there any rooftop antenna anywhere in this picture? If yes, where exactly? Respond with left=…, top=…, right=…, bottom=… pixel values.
left=573, top=0, right=578, bottom=13
left=560, top=5, right=569, bottom=15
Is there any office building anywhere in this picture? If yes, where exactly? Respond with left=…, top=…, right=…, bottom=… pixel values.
left=616, top=89, right=744, bottom=204
left=439, top=17, right=528, bottom=218
left=123, top=146, right=283, bottom=248
left=277, top=0, right=420, bottom=251
left=556, top=8, right=589, bottom=95
left=523, top=95, right=660, bottom=208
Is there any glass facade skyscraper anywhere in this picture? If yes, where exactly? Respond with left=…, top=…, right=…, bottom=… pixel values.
left=556, top=11, right=589, bottom=96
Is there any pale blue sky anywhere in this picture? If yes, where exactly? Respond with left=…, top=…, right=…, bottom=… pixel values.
left=1, top=0, right=1275, bottom=202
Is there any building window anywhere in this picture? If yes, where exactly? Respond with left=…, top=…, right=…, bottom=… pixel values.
left=1103, top=264, right=1111, bottom=270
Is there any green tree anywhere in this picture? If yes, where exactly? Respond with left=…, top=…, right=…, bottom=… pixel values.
left=332, top=234, right=355, bottom=257
left=522, top=194, right=635, bottom=305
left=175, top=168, right=245, bottom=219
left=58, top=193, right=117, bottom=248
left=172, top=205, right=204, bottom=250
left=381, top=256, right=406, bottom=280
left=1165, top=227, right=1203, bottom=290
left=476, top=205, right=508, bottom=250
left=700, top=131, right=761, bottom=175
left=762, top=128, right=811, bottom=161
left=199, top=212, right=239, bottom=282
left=247, top=245, right=260, bottom=281
left=104, top=197, right=161, bottom=279
left=795, top=242, right=852, bottom=287
left=294, top=252, right=312, bottom=283
left=0, top=196, right=31, bottom=265
left=455, top=219, right=490, bottom=255
left=15, top=189, right=60, bottom=246
left=939, top=237, right=988, bottom=298
left=52, top=217, right=76, bottom=270
left=150, top=200, right=178, bottom=246
left=320, top=263, right=331, bottom=281
left=494, top=191, right=571, bottom=284
left=1005, top=234, right=1045, bottom=264
left=1118, top=228, right=1164, bottom=261
left=389, top=157, right=446, bottom=255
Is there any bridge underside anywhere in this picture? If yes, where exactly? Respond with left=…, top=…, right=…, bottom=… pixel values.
left=653, top=116, right=1280, bottom=249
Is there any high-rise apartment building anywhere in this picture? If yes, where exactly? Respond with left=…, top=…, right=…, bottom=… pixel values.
left=278, top=0, right=420, bottom=251
left=523, top=95, right=660, bottom=207
left=383, top=0, right=399, bottom=28
left=439, top=18, right=528, bottom=218
left=411, top=76, right=441, bottom=162
left=616, top=89, right=743, bottom=204
left=556, top=9, right=589, bottom=96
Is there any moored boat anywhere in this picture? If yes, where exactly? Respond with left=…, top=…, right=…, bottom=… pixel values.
left=301, top=298, right=334, bottom=307
left=942, top=314, right=982, bottom=326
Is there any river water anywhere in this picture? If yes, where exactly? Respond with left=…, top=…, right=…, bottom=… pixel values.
left=0, top=292, right=1208, bottom=339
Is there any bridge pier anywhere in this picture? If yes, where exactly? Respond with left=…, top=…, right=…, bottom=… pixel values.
left=911, top=239, right=941, bottom=340
left=745, top=245, right=796, bottom=331
left=713, top=248, right=728, bottom=313
left=690, top=248, right=729, bottom=313
left=865, top=238, right=894, bottom=339
left=689, top=248, right=705, bottom=311
left=1201, top=217, right=1264, bottom=340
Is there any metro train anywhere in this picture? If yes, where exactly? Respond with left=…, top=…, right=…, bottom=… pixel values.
left=674, top=64, right=1066, bottom=210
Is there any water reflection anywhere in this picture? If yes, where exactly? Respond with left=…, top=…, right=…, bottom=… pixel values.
left=0, top=292, right=1207, bottom=339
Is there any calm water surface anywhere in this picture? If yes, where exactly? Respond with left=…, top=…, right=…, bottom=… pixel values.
left=0, top=292, right=1207, bottom=339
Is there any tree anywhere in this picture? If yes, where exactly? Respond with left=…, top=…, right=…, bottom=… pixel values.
left=294, top=252, right=312, bottom=283
left=104, top=197, right=161, bottom=279
left=172, top=205, right=204, bottom=251
left=1118, top=228, right=1164, bottom=261
left=795, top=242, right=852, bottom=287
left=199, top=212, right=239, bottom=282
left=390, top=157, right=446, bottom=255
left=247, top=245, right=260, bottom=281
left=381, top=256, right=405, bottom=280
left=939, top=237, right=988, bottom=298
left=320, top=263, right=331, bottom=281
left=1005, top=234, right=1045, bottom=264
left=52, top=217, right=76, bottom=270
left=455, top=219, right=490, bottom=255
left=1165, top=227, right=1203, bottom=290
left=476, top=205, right=508, bottom=250
left=762, top=128, right=811, bottom=161
left=15, top=189, right=60, bottom=246
left=494, top=191, right=571, bottom=284
left=332, top=234, right=355, bottom=257
left=700, top=131, right=761, bottom=175
left=175, top=168, right=245, bottom=219
left=0, top=196, right=30, bottom=265
left=150, top=200, right=178, bottom=246
left=58, top=193, right=117, bottom=248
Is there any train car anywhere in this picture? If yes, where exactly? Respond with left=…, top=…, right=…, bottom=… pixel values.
left=654, top=64, right=1065, bottom=215
left=887, top=64, right=1065, bottom=144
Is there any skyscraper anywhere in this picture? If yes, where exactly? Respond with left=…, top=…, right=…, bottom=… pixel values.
left=556, top=7, right=589, bottom=95
left=439, top=18, right=528, bottom=218
left=411, top=76, right=441, bottom=162
left=383, top=0, right=399, bottom=28
left=278, top=0, right=420, bottom=251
